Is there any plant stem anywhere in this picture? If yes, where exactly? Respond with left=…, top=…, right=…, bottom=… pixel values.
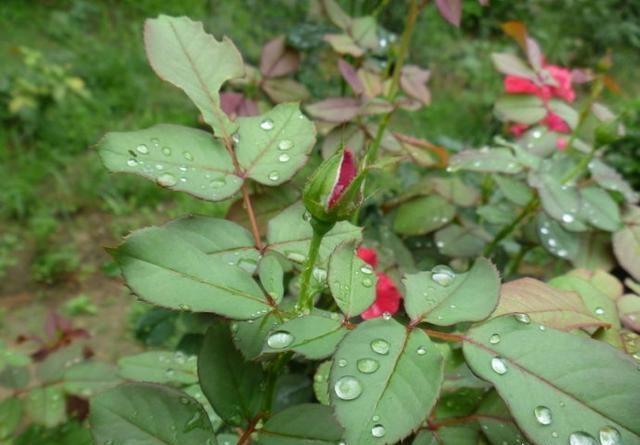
left=237, top=416, right=260, bottom=445
left=423, top=329, right=464, bottom=342
left=297, top=228, right=324, bottom=311
left=483, top=196, right=539, bottom=256
left=241, top=183, right=264, bottom=250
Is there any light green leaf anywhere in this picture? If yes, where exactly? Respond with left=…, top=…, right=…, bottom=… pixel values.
left=64, top=362, right=120, bottom=397
left=259, top=254, right=285, bottom=304
left=580, top=187, right=621, bottom=232
left=199, top=323, right=264, bottom=427
left=412, top=427, right=478, bottom=444
left=491, top=53, right=536, bottom=79
left=236, top=103, right=316, bottom=185
left=536, top=214, right=580, bottom=261
left=258, top=404, right=344, bottom=445
left=403, top=258, right=500, bottom=325
left=98, top=124, right=242, bottom=201
left=463, top=315, right=640, bottom=445
left=267, top=202, right=362, bottom=265
left=494, top=174, right=533, bottom=206
left=613, top=206, right=640, bottom=282
left=434, top=225, right=486, bottom=258
left=448, top=148, right=523, bottom=174
left=618, top=294, right=640, bottom=332
left=91, top=382, right=216, bottom=445
left=328, top=241, right=377, bottom=317
left=113, top=226, right=271, bottom=319
left=144, top=15, right=243, bottom=139
left=262, top=313, right=347, bottom=359
left=430, top=176, right=480, bottom=207
left=118, top=351, right=198, bottom=385
left=313, top=361, right=332, bottom=406
left=532, top=174, right=580, bottom=225
left=393, top=195, right=456, bottom=235
left=25, top=386, right=66, bottom=428
left=494, top=95, right=546, bottom=125
left=330, top=318, right=444, bottom=445
left=574, top=232, right=615, bottom=271
left=548, top=99, right=579, bottom=129
left=0, top=397, right=22, bottom=440
left=589, top=159, right=638, bottom=204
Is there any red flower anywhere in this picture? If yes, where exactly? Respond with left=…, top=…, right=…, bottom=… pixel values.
left=328, top=149, right=357, bottom=209
left=356, top=247, right=403, bottom=320
left=508, top=123, right=529, bottom=137
left=504, top=75, right=550, bottom=100
left=543, top=112, right=570, bottom=133
left=546, top=65, right=575, bottom=102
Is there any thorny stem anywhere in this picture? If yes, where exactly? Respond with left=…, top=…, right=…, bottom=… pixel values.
left=363, top=0, right=422, bottom=169
left=297, top=228, right=324, bottom=311
left=484, top=74, right=606, bottom=257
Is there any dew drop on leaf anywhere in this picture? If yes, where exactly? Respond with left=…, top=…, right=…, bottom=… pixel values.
left=334, top=376, right=363, bottom=400
left=232, top=132, right=240, bottom=144
left=514, top=313, right=531, bottom=324
left=260, top=118, right=274, bottom=130
left=534, top=405, right=552, bottom=425
left=127, top=158, right=138, bottom=166
left=357, top=358, right=380, bottom=374
left=416, top=346, right=427, bottom=355
left=278, top=139, right=293, bottom=150
left=268, top=171, right=280, bottom=182
left=371, top=424, right=386, bottom=438
left=569, top=431, right=598, bottom=445
left=489, top=334, right=501, bottom=344
left=161, top=146, right=172, bottom=156
left=183, top=151, right=194, bottom=161
left=178, top=304, right=191, bottom=311
left=278, top=153, right=290, bottom=163
left=136, top=144, right=149, bottom=154
left=370, top=339, right=390, bottom=355
left=595, top=307, right=605, bottom=316
left=562, top=213, right=575, bottom=223
left=491, top=357, right=507, bottom=375
left=431, top=265, right=456, bottom=287
left=360, top=265, right=374, bottom=275
left=362, top=277, right=373, bottom=288
left=210, top=178, right=226, bottom=189
left=599, top=426, right=623, bottom=445
left=266, top=331, right=294, bottom=349
left=337, top=359, right=348, bottom=367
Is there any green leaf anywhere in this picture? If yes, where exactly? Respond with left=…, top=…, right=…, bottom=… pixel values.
left=144, top=15, right=243, bottom=139
left=330, top=318, right=444, bottom=444
left=118, top=351, right=198, bottom=385
left=463, top=315, right=640, bottom=445
left=236, top=103, right=316, bottom=185
left=37, top=343, right=85, bottom=383
left=613, top=206, right=640, bottom=282
left=272, top=374, right=314, bottom=413
left=258, top=404, right=344, bottom=445
left=64, top=362, right=120, bottom=397
left=0, top=397, right=22, bottom=440
left=579, top=187, right=621, bottom=232
left=618, top=294, right=640, bottom=332
left=393, top=196, right=456, bottom=235
left=494, top=95, right=546, bottom=125
left=494, top=278, right=607, bottom=331
left=267, top=202, right=362, bottom=265
left=548, top=99, right=579, bottom=129
left=328, top=241, right=377, bottom=317
left=259, top=254, right=285, bottom=304
left=313, top=361, right=332, bottom=406
left=536, top=214, right=580, bottom=261
left=199, top=323, right=264, bottom=426
left=183, top=384, right=223, bottom=430
left=494, top=174, right=533, bottom=206
left=476, top=391, right=529, bottom=445
left=589, top=159, right=639, bottom=204
left=99, top=124, right=242, bottom=201
left=90, top=382, right=216, bottom=445
left=532, top=174, right=580, bottom=225
left=25, top=386, right=66, bottom=428
left=166, top=216, right=260, bottom=266
left=262, top=313, right=347, bottom=359
left=404, top=258, right=500, bottom=325
left=113, top=226, right=271, bottom=319
left=491, top=53, right=536, bottom=79
left=434, top=225, right=485, bottom=258
left=574, top=232, right=615, bottom=271
left=412, top=427, right=479, bottom=444
left=430, top=176, right=480, bottom=207
left=232, top=311, right=282, bottom=360
left=448, top=148, right=523, bottom=174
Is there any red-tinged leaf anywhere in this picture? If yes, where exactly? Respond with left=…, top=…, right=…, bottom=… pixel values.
left=393, top=132, right=448, bottom=168
left=500, top=21, right=527, bottom=49
left=220, top=92, right=258, bottom=119
left=338, top=59, right=363, bottom=95
left=495, top=278, right=608, bottom=331
left=261, top=78, right=310, bottom=103
left=260, top=35, right=300, bottom=78
left=324, top=33, right=364, bottom=57
left=359, top=98, right=393, bottom=116
left=435, top=0, right=462, bottom=27
left=399, top=65, right=431, bottom=105
left=571, top=68, right=594, bottom=84
left=618, top=294, right=640, bottom=333
left=525, top=36, right=543, bottom=71
left=357, top=68, right=383, bottom=98
left=306, top=98, right=361, bottom=123
left=603, top=74, right=622, bottom=94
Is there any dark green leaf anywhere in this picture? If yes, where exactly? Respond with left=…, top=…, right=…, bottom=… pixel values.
left=393, top=196, right=455, bottom=235
left=258, top=404, right=344, bottom=445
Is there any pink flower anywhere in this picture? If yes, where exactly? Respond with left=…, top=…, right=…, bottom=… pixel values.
left=543, top=112, right=570, bottom=133
left=509, top=123, right=529, bottom=137
left=356, top=247, right=403, bottom=320
left=556, top=136, right=568, bottom=150
left=328, top=149, right=357, bottom=209
left=546, top=65, right=575, bottom=102
left=504, top=76, right=551, bottom=100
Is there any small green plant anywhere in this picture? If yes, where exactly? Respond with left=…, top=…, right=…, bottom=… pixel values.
left=87, top=2, right=639, bottom=445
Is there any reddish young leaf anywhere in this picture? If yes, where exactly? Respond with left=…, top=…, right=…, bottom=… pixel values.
left=338, top=59, right=364, bottom=95
left=260, top=35, right=300, bottom=78
left=306, top=98, right=361, bottom=123
left=435, top=0, right=462, bottom=27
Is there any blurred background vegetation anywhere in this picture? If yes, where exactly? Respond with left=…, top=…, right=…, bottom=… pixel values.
left=0, top=0, right=638, bottom=359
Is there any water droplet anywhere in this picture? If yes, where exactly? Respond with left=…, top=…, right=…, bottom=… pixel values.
left=431, top=265, right=456, bottom=287
left=278, top=139, right=293, bottom=151
left=562, top=213, right=575, bottom=223
left=267, top=331, right=294, bottom=349
left=127, top=158, right=138, bottom=166
left=104, top=440, right=114, bottom=445
left=362, top=277, right=373, bottom=288
left=534, top=406, right=552, bottom=425
left=382, top=312, right=391, bottom=320
left=371, top=424, right=386, bottom=438
left=491, top=357, right=507, bottom=375
left=371, top=339, right=390, bottom=355
left=334, top=376, right=363, bottom=400
left=360, top=265, right=374, bottom=275
left=278, top=153, right=290, bottom=163
left=599, top=426, right=623, bottom=445
left=514, top=313, right=531, bottom=324
left=161, top=146, right=172, bottom=156
left=302, top=211, right=311, bottom=222
left=372, top=415, right=380, bottom=422
left=178, top=304, right=191, bottom=311
left=357, top=358, right=380, bottom=374
left=268, top=171, right=280, bottom=182
left=595, top=307, right=605, bottom=316
left=569, top=431, right=598, bottom=445
left=489, top=334, right=501, bottom=344
left=337, top=359, right=348, bottom=367
left=552, top=431, right=559, bottom=438
left=232, top=133, right=240, bottom=144
left=286, top=251, right=306, bottom=263
left=210, top=178, right=226, bottom=189
left=260, top=118, right=274, bottom=130
left=157, top=173, right=177, bottom=187
left=417, top=346, right=427, bottom=355
left=532, top=130, right=542, bottom=139
left=136, top=144, right=149, bottom=154
left=183, top=151, right=194, bottom=161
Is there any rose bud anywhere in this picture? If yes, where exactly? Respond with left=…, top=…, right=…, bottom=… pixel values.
left=303, top=148, right=364, bottom=228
